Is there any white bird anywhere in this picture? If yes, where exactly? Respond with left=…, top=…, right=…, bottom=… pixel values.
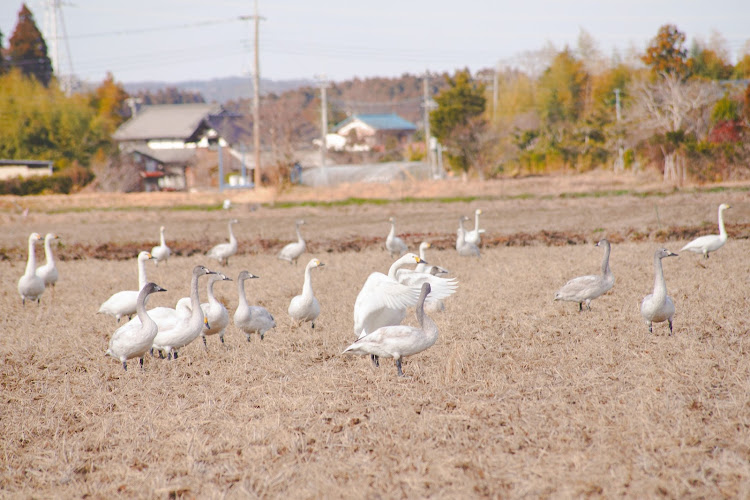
left=151, top=226, right=171, bottom=266
left=18, top=232, right=45, bottom=305
left=344, top=282, right=438, bottom=377
left=554, top=239, right=615, bottom=311
left=641, top=248, right=678, bottom=335
left=234, top=271, right=276, bottom=341
left=278, top=220, right=306, bottom=265
left=198, top=273, right=233, bottom=347
left=413, top=241, right=450, bottom=275
left=456, top=216, right=480, bottom=257
left=681, top=203, right=731, bottom=259
left=152, top=265, right=216, bottom=359
left=223, top=199, right=232, bottom=210
left=397, top=264, right=451, bottom=313
left=125, top=296, right=192, bottom=334
left=288, top=258, right=324, bottom=329
left=35, top=232, right=60, bottom=291
left=207, top=219, right=238, bottom=265
left=464, top=209, right=485, bottom=246
left=98, top=251, right=154, bottom=322
left=353, top=253, right=457, bottom=340
left=105, top=282, right=167, bottom=370
left=386, top=217, right=408, bottom=257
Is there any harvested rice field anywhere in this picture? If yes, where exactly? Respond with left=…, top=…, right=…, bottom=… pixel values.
left=2, top=175, right=750, bottom=498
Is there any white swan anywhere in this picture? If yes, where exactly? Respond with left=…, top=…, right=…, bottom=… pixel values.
left=278, top=220, right=306, bottom=265
left=125, top=296, right=192, bottom=333
left=386, top=217, right=408, bottom=258
left=344, top=282, right=438, bottom=377
left=18, top=232, right=45, bottom=305
left=413, top=241, right=450, bottom=275
left=353, top=253, right=457, bottom=340
left=464, top=209, right=485, bottom=246
left=98, top=251, right=154, bottom=322
left=641, top=248, right=678, bottom=335
left=198, top=272, right=233, bottom=346
left=151, top=225, right=171, bottom=266
left=234, top=271, right=276, bottom=341
left=681, top=203, right=731, bottom=259
left=456, top=216, right=480, bottom=257
left=152, top=265, right=216, bottom=359
left=35, top=232, right=59, bottom=290
left=105, top=282, right=167, bottom=370
left=288, top=258, right=324, bottom=329
left=554, top=239, right=615, bottom=311
left=207, top=219, right=238, bottom=265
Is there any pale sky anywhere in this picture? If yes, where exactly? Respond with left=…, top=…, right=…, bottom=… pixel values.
left=1, top=0, right=748, bottom=85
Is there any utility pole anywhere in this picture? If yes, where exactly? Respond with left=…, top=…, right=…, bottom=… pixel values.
left=240, top=2, right=264, bottom=188
left=492, top=64, right=499, bottom=122
left=315, top=75, right=331, bottom=183
left=614, top=88, right=624, bottom=173
left=44, top=0, right=74, bottom=95
left=614, top=88, right=622, bottom=122
left=422, top=71, right=438, bottom=178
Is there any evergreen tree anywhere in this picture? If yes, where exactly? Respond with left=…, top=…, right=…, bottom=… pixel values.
left=8, top=4, right=53, bottom=86
left=0, top=28, right=6, bottom=76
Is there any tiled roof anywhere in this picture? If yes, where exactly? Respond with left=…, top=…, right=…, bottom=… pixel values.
left=113, top=103, right=222, bottom=141
left=335, top=113, right=417, bottom=132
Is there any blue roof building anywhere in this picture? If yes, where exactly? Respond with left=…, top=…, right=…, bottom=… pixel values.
left=333, top=113, right=417, bottom=152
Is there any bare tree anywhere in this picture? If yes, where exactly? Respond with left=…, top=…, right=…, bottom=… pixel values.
left=629, top=73, right=719, bottom=184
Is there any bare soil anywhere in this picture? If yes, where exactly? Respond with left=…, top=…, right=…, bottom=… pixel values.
left=2, top=172, right=750, bottom=498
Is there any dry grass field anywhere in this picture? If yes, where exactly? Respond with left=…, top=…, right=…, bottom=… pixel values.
left=2, top=175, right=750, bottom=498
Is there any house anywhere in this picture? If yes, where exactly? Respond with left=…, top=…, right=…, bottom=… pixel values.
left=332, top=113, right=417, bottom=151
left=0, top=159, right=53, bottom=180
left=113, top=103, right=253, bottom=191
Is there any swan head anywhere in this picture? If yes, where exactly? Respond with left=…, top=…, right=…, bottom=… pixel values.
left=238, top=270, right=260, bottom=281
left=160, top=225, right=166, bottom=232
left=419, top=242, right=431, bottom=251
left=388, top=217, right=396, bottom=223
left=138, top=251, right=154, bottom=261
left=460, top=215, right=470, bottom=222
left=656, top=248, right=678, bottom=260
left=143, top=282, right=167, bottom=295
left=29, top=232, right=43, bottom=243
left=204, top=316, right=210, bottom=330
left=719, top=203, right=731, bottom=211
left=296, top=219, right=305, bottom=226
left=402, top=253, right=426, bottom=265
left=595, top=239, right=610, bottom=248
left=420, top=282, right=432, bottom=297
left=475, top=209, right=482, bottom=215
left=309, top=258, right=324, bottom=269
left=45, top=233, right=59, bottom=242
left=209, top=272, right=233, bottom=283
left=229, top=218, right=239, bottom=225
left=193, top=265, right=216, bottom=277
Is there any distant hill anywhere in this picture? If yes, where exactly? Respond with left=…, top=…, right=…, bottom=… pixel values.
left=122, top=76, right=314, bottom=104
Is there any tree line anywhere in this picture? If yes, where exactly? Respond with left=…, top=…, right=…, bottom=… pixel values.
left=1, top=1, right=749, bottom=192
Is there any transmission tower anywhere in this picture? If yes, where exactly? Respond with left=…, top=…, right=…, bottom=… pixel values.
left=44, top=0, right=75, bottom=94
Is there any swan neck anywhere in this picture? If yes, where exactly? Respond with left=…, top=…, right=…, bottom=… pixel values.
left=388, top=257, right=410, bottom=279
left=652, top=255, right=668, bottom=300
left=388, top=222, right=396, bottom=239
left=135, top=287, right=154, bottom=327
left=415, top=288, right=438, bottom=340
left=474, top=212, right=481, bottom=230
left=207, top=279, right=217, bottom=304
left=25, top=238, right=37, bottom=276
left=137, top=257, right=148, bottom=291
left=302, top=265, right=314, bottom=297
left=44, top=236, right=55, bottom=265
left=295, top=224, right=304, bottom=243
left=237, top=278, right=250, bottom=308
left=228, top=222, right=237, bottom=244
left=189, top=272, right=203, bottom=325
left=419, top=246, right=427, bottom=261
left=718, top=207, right=727, bottom=238
left=600, top=243, right=611, bottom=276
left=160, top=228, right=166, bottom=246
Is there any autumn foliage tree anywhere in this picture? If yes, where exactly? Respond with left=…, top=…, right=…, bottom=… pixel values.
left=642, top=24, right=689, bottom=76
left=8, top=3, right=53, bottom=86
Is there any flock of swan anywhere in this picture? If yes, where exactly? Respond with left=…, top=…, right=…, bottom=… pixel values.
left=16, top=203, right=733, bottom=375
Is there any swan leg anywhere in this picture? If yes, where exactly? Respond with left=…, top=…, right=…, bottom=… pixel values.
left=260, top=332, right=265, bottom=341
left=158, top=350, right=165, bottom=359
left=586, top=300, right=592, bottom=311
left=311, top=321, right=315, bottom=329
left=122, top=361, right=127, bottom=371
left=648, top=322, right=652, bottom=334
left=22, top=297, right=25, bottom=306
left=396, top=359, right=404, bottom=377
left=220, top=334, right=225, bottom=344
left=246, top=334, right=251, bottom=342
left=668, top=319, right=673, bottom=336
left=202, top=335, right=208, bottom=349
left=174, top=351, right=179, bottom=359
left=370, top=354, right=379, bottom=368
left=578, top=302, right=583, bottom=312
left=139, top=357, right=144, bottom=369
